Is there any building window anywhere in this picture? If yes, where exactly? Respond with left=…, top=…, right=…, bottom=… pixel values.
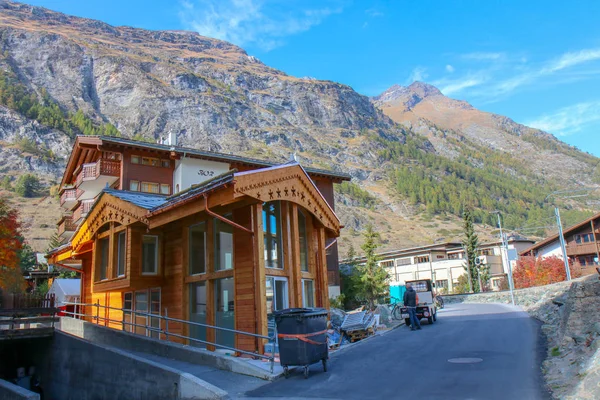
left=161, top=159, right=170, bottom=168
left=415, top=255, right=430, bottom=264
left=117, top=231, right=126, bottom=277
left=131, top=155, right=140, bottom=164
left=380, top=260, right=394, bottom=268
left=436, top=255, right=445, bottom=259
left=189, top=281, right=207, bottom=347
left=435, top=280, right=449, bottom=292
left=160, top=184, right=170, bottom=195
left=302, top=279, right=315, bottom=308
left=141, top=182, right=160, bottom=194
left=98, top=237, right=109, bottom=280
left=215, top=216, right=234, bottom=271
left=298, top=209, right=309, bottom=272
left=142, top=235, right=158, bottom=274
left=396, top=258, right=411, bottom=266
left=480, top=249, right=493, bottom=256
left=123, top=292, right=133, bottom=332
left=149, top=288, right=161, bottom=339
left=575, top=233, right=594, bottom=244
left=263, top=202, right=283, bottom=269
left=130, top=180, right=140, bottom=191
left=141, top=157, right=160, bottom=167
left=266, top=276, right=289, bottom=314
left=215, top=277, right=235, bottom=347
left=189, top=222, right=206, bottom=275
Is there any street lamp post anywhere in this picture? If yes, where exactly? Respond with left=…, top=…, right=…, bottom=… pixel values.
left=554, top=207, right=572, bottom=281
left=491, top=211, right=515, bottom=306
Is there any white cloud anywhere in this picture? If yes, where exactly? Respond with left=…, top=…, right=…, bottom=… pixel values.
left=461, top=52, right=504, bottom=61
left=526, top=101, right=600, bottom=136
left=445, top=64, right=455, bottom=73
left=178, top=0, right=343, bottom=51
left=437, top=75, right=487, bottom=95
left=543, top=48, right=600, bottom=73
left=365, top=8, right=383, bottom=17
left=407, top=67, right=428, bottom=84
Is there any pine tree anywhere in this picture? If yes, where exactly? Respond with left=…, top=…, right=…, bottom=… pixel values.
left=1, top=175, right=11, bottom=191
left=14, top=174, right=42, bottom=198
left=357, top=225, right=389, bottom=310
left=462, top=208, right=480, bottom=292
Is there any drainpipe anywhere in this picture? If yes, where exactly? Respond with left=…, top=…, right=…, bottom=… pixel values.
left=202, top=194, right=253, bottom=235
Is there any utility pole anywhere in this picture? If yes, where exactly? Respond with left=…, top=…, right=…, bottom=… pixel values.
left=491, top=211, right=515, bottom=305
left=554, top=207, right=572, bottom=281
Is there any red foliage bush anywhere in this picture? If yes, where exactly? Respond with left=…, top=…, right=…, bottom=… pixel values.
left=513, top=256, right=570, bottom=289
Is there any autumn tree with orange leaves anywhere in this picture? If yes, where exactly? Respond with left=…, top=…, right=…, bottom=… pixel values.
left=513, top=256, right=583, bottom=289
left=0, top=197, right=25, bottom=293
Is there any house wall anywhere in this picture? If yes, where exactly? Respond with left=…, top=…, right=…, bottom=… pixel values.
left=173, top=157, right=230, bottom=193
left=537, top=241, right=563, bottom=259
left=121, top=149, right=175, bottom=194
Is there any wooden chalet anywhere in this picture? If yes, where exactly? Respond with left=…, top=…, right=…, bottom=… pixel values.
left=47, top=135, right=349, bottom=353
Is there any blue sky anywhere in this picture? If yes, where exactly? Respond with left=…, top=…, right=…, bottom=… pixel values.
left=25, top=0, right=600, bottom=157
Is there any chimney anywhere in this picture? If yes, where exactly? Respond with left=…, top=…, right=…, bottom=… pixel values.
left=168, top=131, right=177, bottom=146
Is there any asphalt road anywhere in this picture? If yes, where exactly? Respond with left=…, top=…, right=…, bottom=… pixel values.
left=242, top=303, right=550, bottom=400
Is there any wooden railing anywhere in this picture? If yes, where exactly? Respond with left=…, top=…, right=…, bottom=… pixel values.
left=566, top=243, right=599, bottom=257
left=58, top=215, right=77, bottom=236
left=0, top=293, right=55, bottom=311
left=73, top=199, right=94, bottom=222
left=75, top=159, right=120, bottom=187
left=60, top=188, right=78, bottom=207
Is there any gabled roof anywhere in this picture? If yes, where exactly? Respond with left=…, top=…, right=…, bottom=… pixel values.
left=519, top=210, right=600, bottom=255
left=103, top=189, right=168, bottom=210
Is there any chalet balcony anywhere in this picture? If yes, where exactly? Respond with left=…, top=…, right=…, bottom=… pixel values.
left=58, top=215, right=77, bottom=238
left=73, top=199, right=95, bottom=223
left=75, top=159, right=120, bottom=200
left=566, top=243, right=599, bottom=257
left=60, top=187, right=78, bottom=209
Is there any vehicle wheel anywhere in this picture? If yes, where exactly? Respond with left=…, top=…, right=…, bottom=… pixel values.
left=393, top=307, right=402, bottom=320
left=283, top=367, right=289, bottom=379
left=428, top=315, right=433, bottom=324
left=304, top=366, right=309, bottom=379
left=405, top=318, right=411, bottom=326
left=433, top=312, right=437, bottom=322
left=322, top=359, right=327, bottom=372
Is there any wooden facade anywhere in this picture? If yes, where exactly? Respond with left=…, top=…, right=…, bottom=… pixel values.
left=49, top=136, right=346, bottom=355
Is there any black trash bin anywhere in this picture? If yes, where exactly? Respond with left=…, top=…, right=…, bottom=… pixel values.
left=273, top=308, right=328, bottom=379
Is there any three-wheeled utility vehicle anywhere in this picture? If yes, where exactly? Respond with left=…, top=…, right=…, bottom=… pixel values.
left=399, top=279, right=437, bottom=326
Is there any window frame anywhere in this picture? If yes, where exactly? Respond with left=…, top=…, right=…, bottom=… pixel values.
left=263, top=202, right=284, bottom=270
left=117, top=231, right=126, bottom=277
left=130, top=180, right=140, bottom=192
left=141, top=182, right=160, bottom=194
left=141, top=235, right=159, bottom=275
left=160, top=183, right=170, bottom=195
left=189, top=222, right=207, bottom=276
left=214, top=215, right=234, bottom=271
left=298, top=209, right=309, bottom=272
left=301, top=279, right=315, bottom=308
left=131, top=155, right=141, bottom=164
left=98, top=237, right=110, bottom=281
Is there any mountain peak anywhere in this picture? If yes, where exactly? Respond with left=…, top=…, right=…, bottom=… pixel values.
left=406, top=81, right=443, bottom=98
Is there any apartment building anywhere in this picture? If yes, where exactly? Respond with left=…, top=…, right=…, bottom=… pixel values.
left=48, top=134, right=349, bottom=354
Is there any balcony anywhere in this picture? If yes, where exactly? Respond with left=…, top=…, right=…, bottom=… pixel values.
left=73, top=199, right=95, bottom=223
left=566, top=243, right=598, bottom=257
left=59, top=188, right=78, bottom=209
left=75, top=159, right=120, bottom=200
left=57, top=215, right=77, bottom=238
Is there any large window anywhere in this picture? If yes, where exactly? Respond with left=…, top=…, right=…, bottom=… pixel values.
left=189, top=222, right=206, bottom=275
left=298, top=210, right=309, bottom=272
left=215, top=216, right=234, bottom=271
left=215, top=277, right=235, bottom=347
left=189, top=281, right=207, bottom=347
left=302, top=279, right=315, bottom=308
left=117, top=231, right=126, bottom=277
left=263, top=202, right=283, bottom=269
left=266, top=276, right=289, bottom=315
left=99, top=237, right=109, bottom=280
left=141, top=182, right=160, bottom=194
left=142, top=235, right=158, bottom=274
left=415, top=255, right=430, bottom=264
left=575, top=233, right=594, bottom=244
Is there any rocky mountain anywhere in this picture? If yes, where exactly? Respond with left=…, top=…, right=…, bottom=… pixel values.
left=373, top=82, right=598, bottom=187
left=0, top=1, right=598, bottom=254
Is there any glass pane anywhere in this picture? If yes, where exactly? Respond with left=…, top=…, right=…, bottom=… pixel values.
left=266, top=277, right=274, bottom=315
left=215, top=278, right=235, bottom=348
left=189, top=282, right=207, bottom=348
left=303, top=280, right=314, bottom=308
left=298, top=210, right=309, bottom=271
left=142, top=236, right=158, bottom=274
left=130, top=181, right=139, bottom=191
left=215, top=217, right=233, bottom=271
left=124, top=293, right=132, bottom=310
left=160, top=184, right=170, bottom=195
left=150, top=289, right=160, bottom=315
left=99, top=237, right=109, bottom=280
left=117, top=232, right=126, bottom=276
left=135, top=292, right=148, bottom=312
left=263, top=202, right=283, bottom=269
left=189, top=223, right=206, bottom=275
left=275, top=279, right=287, bottom=311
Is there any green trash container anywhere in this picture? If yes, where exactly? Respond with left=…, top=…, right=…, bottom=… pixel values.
left=273, top=308, right=328, bottom=379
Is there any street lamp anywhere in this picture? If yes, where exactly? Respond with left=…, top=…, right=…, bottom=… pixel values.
left=490, top=211, right=515, bottom=306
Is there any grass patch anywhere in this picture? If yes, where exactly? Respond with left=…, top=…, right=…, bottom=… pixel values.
left=550, top=346, right=560, bottom=357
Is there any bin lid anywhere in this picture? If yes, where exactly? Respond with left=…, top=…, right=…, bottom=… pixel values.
left=272, top=307, right=327, bottom=318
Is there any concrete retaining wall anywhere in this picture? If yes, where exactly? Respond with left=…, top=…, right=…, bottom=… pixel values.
left=0, top=379, right=39, bottom=400
left=42, top=332, right=226, bottom=400
left=59, top=317, right=275, bottom=380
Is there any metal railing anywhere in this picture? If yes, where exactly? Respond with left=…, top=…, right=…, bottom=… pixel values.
left=62, top=301, right=276, bottom=373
